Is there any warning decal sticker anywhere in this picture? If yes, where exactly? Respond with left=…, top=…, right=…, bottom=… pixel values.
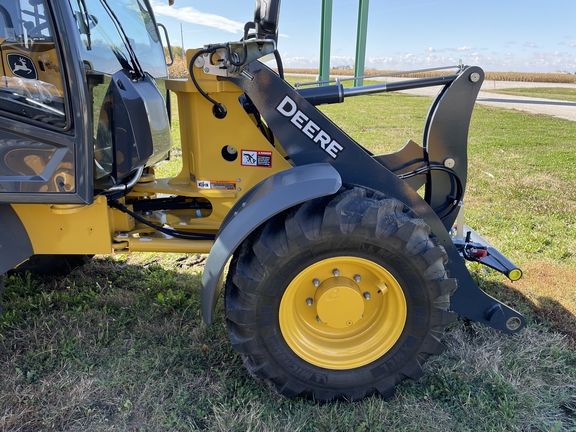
left=241, top=150, right=272, bottom=168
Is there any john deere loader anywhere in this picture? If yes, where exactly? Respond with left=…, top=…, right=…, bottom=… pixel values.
left=0, top=0, right=525, bottom=401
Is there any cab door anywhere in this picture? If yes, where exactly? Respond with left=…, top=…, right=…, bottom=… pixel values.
left=0, top=0, right=93, bottom=204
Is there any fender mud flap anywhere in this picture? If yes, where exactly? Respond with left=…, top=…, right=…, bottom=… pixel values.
left=201, top=163, right=342, bottom=325
left=0, top=204, right=33, bottom=274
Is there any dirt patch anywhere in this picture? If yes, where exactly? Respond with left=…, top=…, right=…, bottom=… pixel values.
left=511, top=261, right=576, bottom=342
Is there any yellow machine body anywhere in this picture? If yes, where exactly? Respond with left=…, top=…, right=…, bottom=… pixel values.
left=10, top=53, right=292, bottom=257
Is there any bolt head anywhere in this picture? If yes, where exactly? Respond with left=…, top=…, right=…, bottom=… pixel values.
left=354, top=274, right=361, bottom=283
left=469, top=72, right=481, bottom=83
left=363, top=292, right=371, bottom=300
left=306, top=298, right=313, bottom=307
left=313, top=278, right=320, bottom=287
left=332, top=269, right=340, bottom=277
left=506, top=316, right=522, bottom=331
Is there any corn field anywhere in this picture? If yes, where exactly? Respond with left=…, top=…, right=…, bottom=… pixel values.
left=168, top=55, right=576, bottom=83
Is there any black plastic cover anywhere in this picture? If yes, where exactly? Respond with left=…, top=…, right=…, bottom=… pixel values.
left=102, top=71, right=171, bottom=183
left=253, top=0, right=281, bottom=42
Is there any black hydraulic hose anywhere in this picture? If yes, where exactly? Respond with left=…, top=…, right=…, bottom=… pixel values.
left=398, top=164, right=464, bottom=221
left=226, top=43, right=248, bottom=67
left=274, top=49, right=284, bottom=79
left=108, top=199, right=216, bottom=241
left=188, top=48, right=227, bottom=116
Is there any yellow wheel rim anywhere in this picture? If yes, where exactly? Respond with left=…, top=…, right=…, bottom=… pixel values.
left=279, top=256, right=407, bottom=370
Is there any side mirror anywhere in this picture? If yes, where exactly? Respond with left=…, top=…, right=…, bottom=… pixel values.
left=253, top=0, right=281, bottom=43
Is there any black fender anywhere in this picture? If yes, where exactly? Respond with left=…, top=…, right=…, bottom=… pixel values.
left=201, top=163, right=342, bottom=325
left=0, top=204, right=33, bottom=274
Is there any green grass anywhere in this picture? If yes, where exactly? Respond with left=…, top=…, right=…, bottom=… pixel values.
left=487, top=87, right=576, bottom=102
left=1, top=85, right=576, bottom=430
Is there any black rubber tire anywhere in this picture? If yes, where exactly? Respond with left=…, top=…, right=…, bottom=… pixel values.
left=0, top=274, right=4, bottom=317
left=225, top=187, right=457, bottom=402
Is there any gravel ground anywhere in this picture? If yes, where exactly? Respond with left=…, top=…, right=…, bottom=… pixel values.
left=388, top=77, right=576, bottom=122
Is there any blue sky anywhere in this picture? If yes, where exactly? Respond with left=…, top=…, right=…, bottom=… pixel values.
left=151, top=0, right=576, bottom=73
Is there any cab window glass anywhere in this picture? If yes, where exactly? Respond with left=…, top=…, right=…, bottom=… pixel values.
left=68, top=0, right=168, bottom=184
left=0, top=0, right=66, bottom=127
left=70, top=0, right=167, bottom=78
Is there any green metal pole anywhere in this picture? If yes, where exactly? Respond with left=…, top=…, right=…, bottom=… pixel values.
left=319, top=0, right=333, bottom=84
left=354, top=0, right=370, bottom=86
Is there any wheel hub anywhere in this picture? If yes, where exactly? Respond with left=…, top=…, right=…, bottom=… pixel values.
left=279, top=256, right=407, bottom=370
left=316, top=277, right=364, bottom=328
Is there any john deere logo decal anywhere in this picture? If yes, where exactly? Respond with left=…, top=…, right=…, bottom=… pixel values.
left=7, top=54, right=37, bottom=80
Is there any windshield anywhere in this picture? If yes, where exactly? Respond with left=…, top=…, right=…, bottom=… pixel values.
left=70, top=0, right=167, bottom=78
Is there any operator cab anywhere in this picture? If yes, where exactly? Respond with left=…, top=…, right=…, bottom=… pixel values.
left=0, top=0, right=171, bottom=203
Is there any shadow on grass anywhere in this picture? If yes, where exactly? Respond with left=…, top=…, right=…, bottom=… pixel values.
left=0, top=255, right=247, bottom=430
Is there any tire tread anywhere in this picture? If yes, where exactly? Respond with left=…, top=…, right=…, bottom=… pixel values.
left=225, top=187, right=457, bottom=402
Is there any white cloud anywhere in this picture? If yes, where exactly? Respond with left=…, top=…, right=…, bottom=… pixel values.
left=151, top=1, right=244, bottom=33
left=281, top=50, right=576, bottom=73
left=456, top=46, right=471, bottom=51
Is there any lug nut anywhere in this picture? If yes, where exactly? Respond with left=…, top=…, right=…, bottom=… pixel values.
left=316, top=316, right=322, bottom=323
left=306, top=298, right=313, bottom=307
left=363, top=292, right=371, bottom=300
left=313, top=278, right=320, bottom=287
left=332, top=269, right=340, bottom=277
left=354, top=274, right=361, bottom=283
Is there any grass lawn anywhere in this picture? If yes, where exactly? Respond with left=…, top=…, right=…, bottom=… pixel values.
left=1, top=81, right=575, bottom=431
